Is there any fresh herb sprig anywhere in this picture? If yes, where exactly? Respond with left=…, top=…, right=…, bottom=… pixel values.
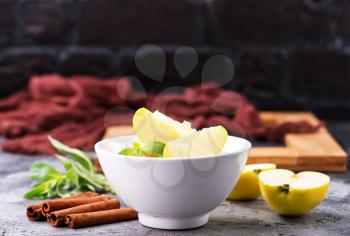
left=119, top=141, right=165, bottom=157
left=23, top=136, right=111, bottom=200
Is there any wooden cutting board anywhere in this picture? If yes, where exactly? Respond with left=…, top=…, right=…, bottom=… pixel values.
left=249, top=112, right=347, bottom=172
left=101, top=112, right=347, bottom=172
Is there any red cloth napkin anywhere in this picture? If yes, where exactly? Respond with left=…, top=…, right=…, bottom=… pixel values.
left=0, top=75, right=146, bottom=154
left=0, top=75, right=320, bottom=155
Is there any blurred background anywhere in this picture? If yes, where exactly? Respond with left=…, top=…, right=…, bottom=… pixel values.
left=1, top=0, right=349, bottom=119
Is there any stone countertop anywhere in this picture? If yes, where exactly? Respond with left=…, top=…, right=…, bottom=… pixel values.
left=0, top=122, right=349, bottom=236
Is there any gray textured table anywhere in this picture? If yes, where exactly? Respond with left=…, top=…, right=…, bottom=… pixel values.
left=0, top=121, right=349, bottom=236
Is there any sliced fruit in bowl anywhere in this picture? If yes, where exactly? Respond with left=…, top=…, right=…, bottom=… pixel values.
left=259, top=169, right=330, bottom=216
left=133, top=107, right=195, bottom=144
left=163, top=125, right=228, bottom=158
left=125, top=107, right=229, bottom=158
left=227, top=163, right=276, bottom=201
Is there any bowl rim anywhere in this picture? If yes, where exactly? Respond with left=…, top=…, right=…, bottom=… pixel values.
left=95, top=135, right=251, bottom=162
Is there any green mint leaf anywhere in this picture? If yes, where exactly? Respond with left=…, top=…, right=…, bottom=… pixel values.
left=24, top=139, right=112, bottom=199
left=118, top=141, right=165, bottom=157
left=44, top=179, right=59, bottom=198
left=56, top=154, right=74, bottom=171
left=142, top=141, right=165, bottom=157
left=119, top=142, right=145, bottom=156
left=83, top=184, right=96, bottom=192
left=23, top=182, right=48, bottom=199
left=65, top=168, right=79, bottom=187
left=74, top=162, right=104, bottom=189
left=23, top=179, right=58, bottom=200
left=119, top=148, right=142, bottom=156
left=48, top=136, right=94, bottom=173
left=57, top=153, right=111, bottom=192
left=56, top=178, right=73, bottom=197
left=29, top=162, right=62, bottom=183
left=56, top=154, right=105, bottom=190
left=133, top=142, right=142, bottom=150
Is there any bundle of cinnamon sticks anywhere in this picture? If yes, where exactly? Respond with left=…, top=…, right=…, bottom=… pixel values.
left=26, top=192, right=138, bottom=229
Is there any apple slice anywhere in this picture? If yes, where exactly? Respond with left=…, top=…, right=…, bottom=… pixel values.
left=163, top=126, right=228, bottom=157
left=133, top=107, right=195, bottom=144
left=227, top=163, right=276, bottom=201
left=259, top=169, right=330, bottom=215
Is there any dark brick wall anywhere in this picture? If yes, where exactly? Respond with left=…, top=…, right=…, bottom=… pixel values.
left=0, top=0, right=349, bottom=118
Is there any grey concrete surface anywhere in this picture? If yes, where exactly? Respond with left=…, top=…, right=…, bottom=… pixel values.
left=0, top=124, right=349, bottom=236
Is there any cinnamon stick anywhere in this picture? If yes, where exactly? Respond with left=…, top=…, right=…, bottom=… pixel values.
left=64, top=208, right=138, bottom=229
left=42, top=194, right=110, bottom=216
left=26, top=192, right=98, bottom=221
left=26, top=206, right=46, bottom=221
left=48, top=199, right=120, bottom=227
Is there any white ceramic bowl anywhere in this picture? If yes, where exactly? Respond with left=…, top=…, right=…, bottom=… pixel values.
left=95, top=135, right=251, bottom=230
